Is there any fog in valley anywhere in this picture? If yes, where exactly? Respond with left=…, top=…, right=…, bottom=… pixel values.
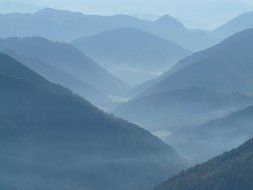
left=1, top=0, right=253, bottom=190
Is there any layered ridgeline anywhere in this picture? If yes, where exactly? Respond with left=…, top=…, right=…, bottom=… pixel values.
left=0, top=52, right=187, bottom=190
left=155, top=138, right=253, bottom=190
left=174, top=105, right=253, bottom=162
left=0, top=37, right=128, bottom=107
left=72, top=28, right=190, bottom=86
left=115, top=28, right=253, bottom=163
left=0, top=8, right=218, bottom=51
left=114, top=88, right=253, bottom=131
left=141, top=29, right=253, bottom=97
left=213, top=11, right=253, bottom=39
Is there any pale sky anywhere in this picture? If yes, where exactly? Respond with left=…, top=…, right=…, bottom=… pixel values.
left=1, top=0, right=253, bottom=29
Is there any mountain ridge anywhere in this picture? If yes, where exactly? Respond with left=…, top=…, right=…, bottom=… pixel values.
left=72, top=27, right=191, bottom=86
left=142, top=28, right=253, bottom=96
left=213, top=11, right=253, bottom=39
left=0, top=7, right=218, bottom=51
left=0, top=36, right=128, bottom=106
left=0, top=52, right=187, bottom=190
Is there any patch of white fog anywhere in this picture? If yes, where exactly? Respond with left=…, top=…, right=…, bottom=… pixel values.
left=109, top=95, right=129, bottom=103
left=152, top=130, right=171, bottom=139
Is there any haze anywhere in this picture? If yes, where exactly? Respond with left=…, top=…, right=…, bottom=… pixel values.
left=2, top=0, right=253, bottom=189
left=0, top=0, right=253, bottom=29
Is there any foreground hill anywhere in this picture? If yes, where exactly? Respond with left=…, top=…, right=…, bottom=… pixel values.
left=114, top=88, right=253, bottom=131
left=0, top=37, right=128, bottom=106
left=155, top=138, right=253, bottom=190
left=0, top=8, right=217, bottom=51
left=214, top=11, right=253, bottom=39
left=143, top=29, right=253, bottom=96
left=0, top=52, right=186, bottom=190
left=72, top=28, right=190, bottom=85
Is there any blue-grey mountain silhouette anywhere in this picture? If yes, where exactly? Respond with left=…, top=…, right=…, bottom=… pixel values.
left=72, top=28, right=190, bottom=86
left=0, top=37, right=128, bottom=106
left=142, top=29, right=253, bottom=96
left=0, top=8, right=218, bottom=51
left=0, top=52, right=187, bottom=190
left=214, top=11, right=253, bottom=39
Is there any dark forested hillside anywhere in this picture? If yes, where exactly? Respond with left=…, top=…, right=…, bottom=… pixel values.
left=155, top=138, right=253, bottom=190
left=0, top=52, right=187, bottom=190
left=2, top=49, right=110, bottom=107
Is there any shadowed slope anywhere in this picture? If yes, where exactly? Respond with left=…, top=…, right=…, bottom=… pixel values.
left=0, top=52, right=186, bottom=190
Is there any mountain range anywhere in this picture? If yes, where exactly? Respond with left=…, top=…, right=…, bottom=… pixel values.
left=116, top=28, right=253, bottom=163
left=1, top=5, right=253, bottom=190
left=0, top=52, right=187, bottom=190
left=72, top=28, right=190, bottom=86
left=0, top=7, right=218, bottom=51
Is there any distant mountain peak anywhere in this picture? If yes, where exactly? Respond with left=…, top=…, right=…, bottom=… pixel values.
left=35, top=7, right=84, bottom=18
left=155, top=15, right=185, bottom=28
left=35, top=7, right=59, bottom=14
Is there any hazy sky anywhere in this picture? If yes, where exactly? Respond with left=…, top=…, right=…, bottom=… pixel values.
left=1, top=0, right=253, bottom=29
